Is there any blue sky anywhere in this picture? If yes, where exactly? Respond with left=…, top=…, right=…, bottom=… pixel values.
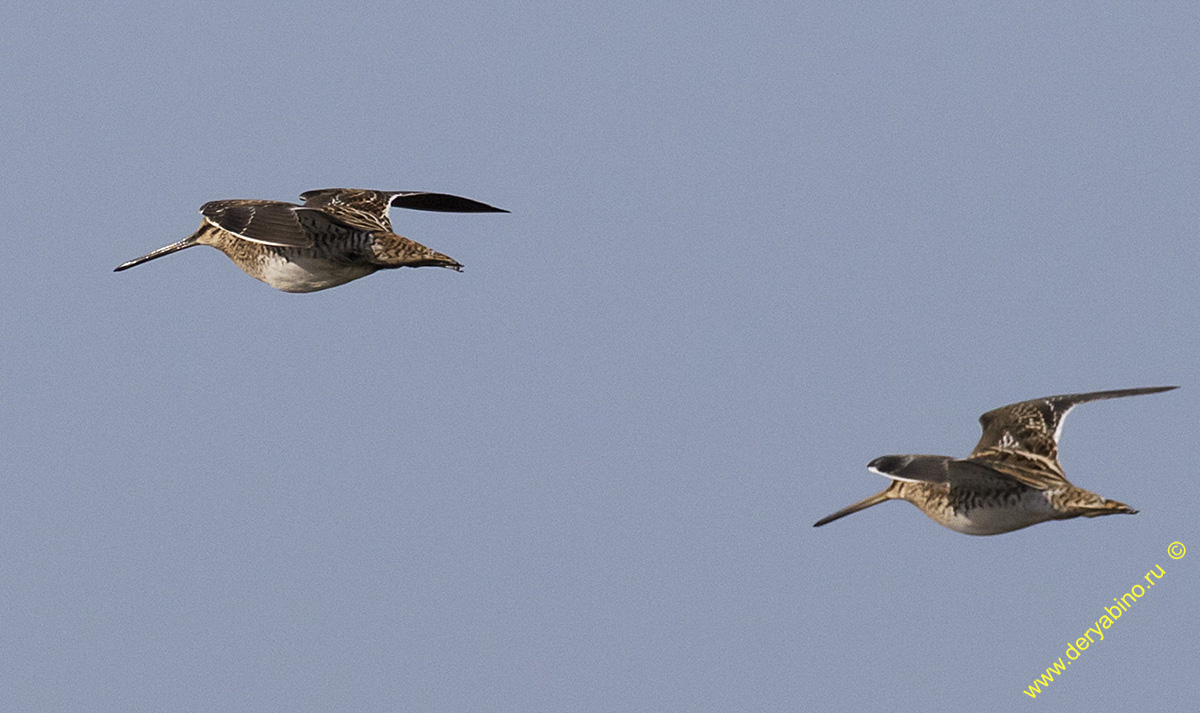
left=2, top=2, right=1197, bottom=710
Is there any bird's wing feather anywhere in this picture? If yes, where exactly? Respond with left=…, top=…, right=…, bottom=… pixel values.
left=386, top=191, right=509, bottom=213
left=201, top=200, right=361, bottom=247
left=969, top=387, right=1177, bottom=462
left=869, top=454, right=1029, bottom=489
left=201, top=200, right=313, bottom=248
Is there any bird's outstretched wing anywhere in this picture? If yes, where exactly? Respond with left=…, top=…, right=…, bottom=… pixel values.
left=868, top=454, right=1041, bottom=490
left=385, top=191, right=509, bottom=214
left=299, top=188, right=508, bottom=233
left=969, top=387, right=1177, bottom=462
left=201, top=199, right=357, bottom=248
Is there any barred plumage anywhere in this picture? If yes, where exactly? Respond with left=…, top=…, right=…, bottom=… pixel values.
left=814, top=387, right=1176, bottom=535
left=115, top=188, right=508, bottom=293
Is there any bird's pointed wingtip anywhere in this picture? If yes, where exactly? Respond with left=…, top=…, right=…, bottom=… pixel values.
left=1137, top=385, right=1177, bottom=392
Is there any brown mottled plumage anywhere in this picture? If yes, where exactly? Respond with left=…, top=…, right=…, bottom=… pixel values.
left=115, top=188, right=508, bottom=292
left=814, top=387, right=1177, bottom=535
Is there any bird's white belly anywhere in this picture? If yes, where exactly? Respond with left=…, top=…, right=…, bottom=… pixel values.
left=256, top=255, right=377, bottom=293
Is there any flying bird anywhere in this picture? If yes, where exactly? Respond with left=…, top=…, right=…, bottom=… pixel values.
left=115, top=188, right=508, bottom=292
left=814, top=387, right=1177, bottom=535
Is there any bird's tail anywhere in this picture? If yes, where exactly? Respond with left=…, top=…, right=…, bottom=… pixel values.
left=374, top=234, right=463, bottom=272
left=1079, top=498, right=1138, bottom=518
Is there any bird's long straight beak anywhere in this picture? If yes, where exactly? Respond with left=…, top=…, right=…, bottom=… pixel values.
left=813, top=490, right=893, bottom=528
left=114, top=238, right=198, bottom=272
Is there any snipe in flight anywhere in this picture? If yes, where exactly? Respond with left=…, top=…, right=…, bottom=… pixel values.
left=115, top=188, right=508, bottom=292
left=814, top=387, right=1177, bottom=535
